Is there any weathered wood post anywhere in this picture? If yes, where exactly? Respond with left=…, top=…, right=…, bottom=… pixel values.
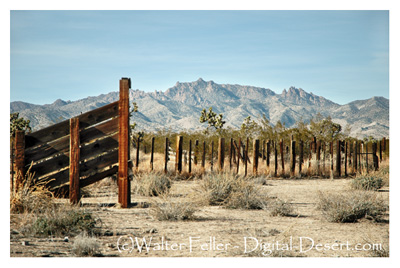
left=253, top=139, right=259, bottom=175
left=316, top=140, right=321, bottom=176
left=189, top=139, right=192, bottom=174
left=279, top=139, right=284, bottom=175
left=379, top=138, right=383, bottom=162
left=229, top=138, right=233, bottom=170
left=274, top=141, right=278, bottom=177
left=330, top=141, right=334, bottom=173
left=150, top=137, right=155, bottom=171
left=14, top=130, right=25, bottom=191
left=290, top=137, right=295, bottom=177
left=164, top=137, right=169, bottom=174
left=218, top=138, right=225, bottom=171
left=210, top=140, right=214, bottom=172
left=353, top=140, right=358, bottom=174
left=266, top=140, right=271, bottom=168
left=372, top=142, right=379, bottom=171
left=244, top=138, right=249, bottom=176
left=344, top=141, right=348, bottom=177
left=366, top=142, right=369, bottom=173
left=69, top=117, right=80, bottom=204
left=202, top=141, right=206, bottom=172
left=194, top=140, right=199, bottom=165
left=175, top=136, right=183, bottom=173
left=299, top=139, right=303, bottom=175
left=236, top=138, right=241, bottom=174
left=135, top=138, right=140, bottom=172
left=118, top=78, right=131, bottom=208
left=382, top=137, right=386, bottom=160
left=335, top=140, right=341, bottom=177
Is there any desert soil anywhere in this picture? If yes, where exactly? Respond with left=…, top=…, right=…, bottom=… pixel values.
left=10, top=173, right=389, bottom=258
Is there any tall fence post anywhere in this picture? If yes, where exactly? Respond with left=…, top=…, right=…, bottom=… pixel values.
left=202, top=141, right=206, bottom=173
left=372, top=142, right=379, bottom=171
left=279, top=139, right=284, bottom=175
left=353, top=141, right=358, bottom=174
left=194, top=140, right=199, bottom=166
left=290, top=137, right=295, bottom=177
left=244, top=138, right=249, bottom=177
left=150, top=137, right=155, bottom=171
left=118, top=77, right=131, bottom=208
left=210, top=141, right=214, bottom=172
left=69, top=117, right=80, bottom=204
left=189, top=140, right=192, bottom=174
left=299, top=140, right=303, bottom=175
left=164, top=137, right=169, bottom=174
left=344, top=141, right=348, bottom=177
left=229, top=138, right=233, bottom=170
left=218, top=138, right=225, bottom=171
left=176, top=136, right=183, bottom=173
left=274, top=142, right=278, bottom=177
left=316, top=140, right=321, bottom=176
left=14, top=130, right=25, bottom=191
left=253, top=139, right=259, bottom=175
left=236, top=138, right=241, bottom=174
left=335, top=140, right=341, bottom=177
left=266, top=140, right=270, bottom=168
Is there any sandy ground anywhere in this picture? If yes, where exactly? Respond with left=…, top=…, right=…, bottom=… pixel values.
left=10, top=173, right=389, bottom=258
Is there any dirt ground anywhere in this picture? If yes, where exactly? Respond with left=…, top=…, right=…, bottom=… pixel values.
left=10, top=173, right=389, bottom=258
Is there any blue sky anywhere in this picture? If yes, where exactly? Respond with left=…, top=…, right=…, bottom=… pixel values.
left=10, top=10, right=389, bottom=105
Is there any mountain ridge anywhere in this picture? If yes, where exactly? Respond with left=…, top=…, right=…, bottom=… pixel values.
left=10, top=79, right=389, bottom=139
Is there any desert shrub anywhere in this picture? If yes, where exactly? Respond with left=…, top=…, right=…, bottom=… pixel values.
left=351, top=175, right=383, bottom=191
left=151, top=195, right=197, bottom=221
left=29, top=207, right=97, bottom=237
left=10, top=171, right=55, bottom=214
left=317, top=191, right=387, bottom=223
left=72, top=232, right=101, bottom=257
left=269, top=199, right=294, bottom=217
left=200, top=172, right=268, bottom=209
left=132, top=172, right=171, bottom=196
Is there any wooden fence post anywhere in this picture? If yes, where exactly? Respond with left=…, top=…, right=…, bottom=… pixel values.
left=69, top=117, right=80, bottom=204
left=279, top=139, right=284, bottom=176
left=253, top=139, right=259, bottom=175
left=135, top=139, right=140, bottom=172
left=366, top=142, right=369, bottom=173
left=210, top=141, right=214, bottom=172
left=344, top=141, right=348, bottom=177
left=14, top=130, right=25, bottom=191
left=189, top=140, right=192, bottom=174
left=382, top=137, right=386, bottom=160
left=335, top=140, right=341, bottom=177
left=218, top=138, right=225, bottom=171
left=202, top=141, right=206, bottom=172
left=176, top=136, right=183, bottom=173
left=164, top=137, right=169, bottom=174
left=299, top=140, right=303, bottom=175
left=236, top=138, right=241, bottom=174
left=229, top=138, right=233, bottom=170
left=274, top=142, right=278, bottom=177
left=244, top=138, right=249, bottom=176
left=372, top=142, right=379, bottom=171
left=118, top=77, right=131, bottom=208
left=353, top=141, right=358, bottom=174
left=266, top=140, right=270, bottom=168
left=316, top=140, right=321, bottom=176
left=150, top=137, right=155, bottom=171
left=194, top=140, right=199, bottom=166
left=290, top=138, right=295, bottom=177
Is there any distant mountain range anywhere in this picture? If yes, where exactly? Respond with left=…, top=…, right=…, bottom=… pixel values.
left=10, top=78, right=389, bottom=139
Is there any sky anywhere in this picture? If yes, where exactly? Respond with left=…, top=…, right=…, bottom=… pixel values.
left=10, top=10, right=389, bottom=105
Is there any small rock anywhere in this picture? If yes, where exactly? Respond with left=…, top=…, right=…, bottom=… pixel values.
left=10, top=229, right=20, bottom=235
left=104, top=230, right=114, bottom=236
left=148, top=228, right=158, bottom=234
left=63, top=237, right=69, bottom=242
left=22, top=241, right=29, bottom=246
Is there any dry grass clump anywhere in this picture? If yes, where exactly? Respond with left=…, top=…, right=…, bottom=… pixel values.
left=132, top=172, right=171, bottom=196
left=72, top=232, right=101, bottom=257
left=10, top=171, right=55, bottom=214
left=151, top=194, right=197, bottom=221
left=269, top=199, right=295, bottom=217
left=27, top=206, right=97, bottom=237
left=317, top=191, right=387, bottom=223
left=351, top=175, right=384, bottom=191
left=199, top=172, right=268, bottom=210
